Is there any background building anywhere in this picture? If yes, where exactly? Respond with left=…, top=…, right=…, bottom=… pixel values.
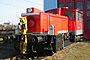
left=44, top=0, right=57, bottom=11
left=57, top=0, right=90, bottom=40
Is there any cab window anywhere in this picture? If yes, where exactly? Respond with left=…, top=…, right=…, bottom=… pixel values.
left=65, top=11, right=75, bottom=20
left=51, top=12, right=56, bottom=14
left=77, top=12, right=81, bottom=21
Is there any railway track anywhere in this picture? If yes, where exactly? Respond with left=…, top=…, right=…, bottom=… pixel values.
left=3, top=42, right=79, bottom=60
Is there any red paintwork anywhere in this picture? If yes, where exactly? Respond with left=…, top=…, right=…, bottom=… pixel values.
left=26, top=8, right=68, bottom=35
left=57, top=0, right=90, bottom=40
left=26, top=8, right=83, bottom=35
left=61, top=8, right=76, bottom=31
left=45, top=8, right=62, bottom=16
left=62, top=8, right=83, bottom=32
left=49, top=14, right=68, bottom=34
left=46, top=8, right=83, bottom=33
left=27, top=15, right=40, bottom=32
left=40, top=13, right=49, bottom=33
left=27, top=12, right=68, bottom=35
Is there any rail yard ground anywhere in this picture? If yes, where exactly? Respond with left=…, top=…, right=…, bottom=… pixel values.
left=44, top=40, right=90, bottom=60
left=0, top=39, right=90, bottom=60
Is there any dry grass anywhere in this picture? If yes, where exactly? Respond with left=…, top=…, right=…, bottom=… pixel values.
left=45, top=41, right=90, bottom=60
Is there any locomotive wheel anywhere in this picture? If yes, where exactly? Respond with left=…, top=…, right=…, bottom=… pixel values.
left=28, top=35, right=38, bottom=45
left=78, top=35, right=83, bottom=42
left=27, top=35, right=38, bottom=54
left=79, top=37, right=83, bottom=42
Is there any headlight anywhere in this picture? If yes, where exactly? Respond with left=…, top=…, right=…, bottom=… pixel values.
left=28, top=8, right=32, bottom=13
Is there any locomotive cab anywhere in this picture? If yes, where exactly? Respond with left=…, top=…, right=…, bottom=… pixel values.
left=61, top=8, right=83, bottom=41
left=45, top=8, right=83, bottom=36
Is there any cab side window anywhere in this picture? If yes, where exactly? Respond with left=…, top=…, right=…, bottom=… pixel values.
left=77, top=12, right=80, bottom=21
left=65, top=11, right=75, bottom=20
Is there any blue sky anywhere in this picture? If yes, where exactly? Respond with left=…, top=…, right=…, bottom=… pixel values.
left=0, top=0, right=43, bottom=25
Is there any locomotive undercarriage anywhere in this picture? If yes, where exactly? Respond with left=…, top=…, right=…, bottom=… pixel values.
left=69, top=32, right=83, bottom=42
left=72, top=34, right=83, bottom=42
left=14, top=8, right=83, bottom=59
left=14, top=32, right=77, bottom=57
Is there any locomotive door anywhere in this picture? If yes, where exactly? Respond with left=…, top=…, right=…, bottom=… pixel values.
left=65, top=11, right=76, bottom=34
left=68, top=18, right=75, bottom=35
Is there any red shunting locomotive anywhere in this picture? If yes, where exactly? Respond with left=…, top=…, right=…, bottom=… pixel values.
left=14, top=7, right=83, bottom=55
